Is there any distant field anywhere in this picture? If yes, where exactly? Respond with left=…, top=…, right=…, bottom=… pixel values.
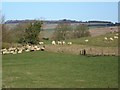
left=2, top=51, right=118, bottom=88
left=40, top=26, right=118, bottom=40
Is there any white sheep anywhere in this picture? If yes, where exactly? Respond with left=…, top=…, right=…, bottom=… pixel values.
left=18, top=49, right=22, bottom=53
left=39, top=42, right=44, bottom=45
left=85, top=39, right=89, bottom=42
left=2, top=48, right=8, bottom=55
left=114, top=36, right=118, bottom=39
left=110, top=37, right=114, bottom=41
left=67, top=42, right=72, bottom=45
left=36, top=47, right=41, bottom=51
left=41, top=46, right=45, bottom=51
left=2, top=51, right=8, bottom=55
left=104, top=37, right=108, bottom=40
left=13, top=52, right=17, bottom=54
left=25, top=49, right=30, bottom=52
left=52, top=41, right=56, bottom=45
left=57, top=41, right=62, bottom=45
left=62, top=41, right=66, bottom=45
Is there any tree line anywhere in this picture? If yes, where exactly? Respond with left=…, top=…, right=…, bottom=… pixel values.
left=53, top=22, right=90, bottom=40
left=1, top=17, right=90, bottom=48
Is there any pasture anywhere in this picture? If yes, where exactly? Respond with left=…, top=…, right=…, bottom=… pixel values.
left=2, top=51, right=118, bottom=88
left=42, top=33, right=118, bottom=47
left=66, top=33, right=118, bottom=47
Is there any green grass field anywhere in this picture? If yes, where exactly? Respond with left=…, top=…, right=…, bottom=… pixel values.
left=2, top=51, right=118, bottom=88
left=66, top=33, right=118, bottom=47
left=41, top=33, right=118, bottom=47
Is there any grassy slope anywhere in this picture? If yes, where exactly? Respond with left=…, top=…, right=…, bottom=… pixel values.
left=41, top=33, right=118, bottom=47
left=2, top=51, right=118, bottom=88
left=66, top=33, right=118, bottom=47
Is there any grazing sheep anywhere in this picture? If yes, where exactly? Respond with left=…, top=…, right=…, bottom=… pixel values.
left=25, top=49, right=30, bottom=52
left=18, top=49, right=22, bottom=54
left=85, top=39, right=89, bottom=42
left=2, top=51, right=7, bottom=55
left=12, top=51, right=17, bottom=54
left=1, top=48, right=7, bottom=55
left=104, top=37, right=108, bottom=40
left=30, top=46, right=35, bottom=51
left=34, top=45, right=38, bottom=50
left=62, top=41, right=66, bottom=45
left=36, top=47, right=41, bottom=51
left=39, top=42, right=44, bottom=45
left=41, top=46, right=45, bottom=51
left=57, top=41, right=62, bottom=45
left=52, top=41, right=56, bottom=45
left=114, top=36, right=118, bottom=39
left=110, top=37, right=114, bottom=41
left=67, top=42, right=72, bottom=45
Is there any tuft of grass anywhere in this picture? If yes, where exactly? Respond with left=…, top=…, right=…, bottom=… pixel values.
left=2, top=51, right=118, bottom=88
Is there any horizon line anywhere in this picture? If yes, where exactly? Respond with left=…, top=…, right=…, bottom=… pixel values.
left=5, top=19, right=118, bottom=23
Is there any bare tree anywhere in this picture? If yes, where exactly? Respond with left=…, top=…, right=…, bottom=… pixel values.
left=74, top=24, right=90, bottom=38
left=53, top=22, right=71, bottom=40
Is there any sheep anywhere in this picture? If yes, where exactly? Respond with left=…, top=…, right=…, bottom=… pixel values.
left=110, top=37, right=114, bottom=41
left=10, top=50, right=14, bottom=54
left=104, top=37, right=108, bottom=40
left=8, top=47, right=14, bottom=51
left=114, top=36, right=118, bottom=39
left=34, top=45, right=38, bottom=50
left=2, top=50, right=8, bottom=55
left=52, top=41, right=56, bottom=45
left=67, top=42, right=72, bottom=45
left=18, top=49, right=22, bottom=54
left=26, top=45, right=31, bottom=49
left=62, top=41, right=66, bottom=45
left=25, top=49, right=30, bottom=52
left=30, top=46, right=35, bottom=51
left=1, top=48, right=7, bottom=55
left=85, top=39, right=89, bottom=42
left=36, top=47, right=41, bottom=51
left=12, top=51, right=17, bottom=54
left=41, top=46, right=45, bottom=51
left=57, top=41, right=62, bottom=45
left=39, top=42, right=44, bottom=45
